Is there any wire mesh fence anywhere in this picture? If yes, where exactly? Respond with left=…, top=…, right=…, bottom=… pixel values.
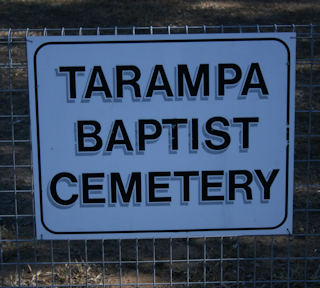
left=0, top=24, right=319, bottom=287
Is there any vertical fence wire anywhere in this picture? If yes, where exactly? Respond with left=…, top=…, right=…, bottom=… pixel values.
left=304, top=23, right=314, bottom=288
left=8, top=27, right=21, bottom=288
left=270, top=236, right=274, bottom=288
left=67, top=240, right=71, bottom=287
left=220, top=237, right=223, bottom=287
left=0, top=24, right=319, bottom=287
left=152, top=238, right=156, bottom=287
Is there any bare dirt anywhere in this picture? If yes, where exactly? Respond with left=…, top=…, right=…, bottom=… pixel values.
left=0, top=0, right=320, bottom=29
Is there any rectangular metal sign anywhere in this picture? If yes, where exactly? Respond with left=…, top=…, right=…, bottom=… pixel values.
left=27, top=33, right=295, bottom=239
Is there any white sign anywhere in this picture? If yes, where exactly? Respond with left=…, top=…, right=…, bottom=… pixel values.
left=27, top=33, right=295, bottom=239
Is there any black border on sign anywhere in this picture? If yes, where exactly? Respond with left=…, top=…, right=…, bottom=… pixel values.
left=33, top=37, right=291, bottom=235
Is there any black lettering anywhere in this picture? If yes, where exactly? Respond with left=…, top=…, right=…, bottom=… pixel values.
left=138, top=119, right=162, bottom=151
left=50, top=172, right=78, bottom=206
left=77, top=120, right=103, bottom=152
left=201, top=171, right=224, bottom=201
left=84, top=66, right=112, bottom=99
left=111, top=172, right=142, bottom=203
left=218, top=63, right=242, bottom=96
left=82, top=173, right=105, bottom=204
left=229, top=170, right=253, bottom=201
left=116, top=65, right=141, bottom=98
left=106, top=120, right=133, bottom=152
left=178, top=64, right=209, bottom=97
left=255, top=169, right=280, bottom=200
left=146, top=65, right=173, bottom=97
left=192, top=118, right=199, bottom=150
left=205, top=117, right=231, bottom=150
left=174, top=171, right=199, bottom=202
left=233, top=117, right=259, bottom=149
left=59, top=66, right=85, bottom=99
left=162, top=118, right=188, bottom=150
left=148, top=172, right=171, bottom=202
left=241, top=63, right=269, bottom=95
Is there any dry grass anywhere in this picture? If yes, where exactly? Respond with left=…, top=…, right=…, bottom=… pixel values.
left=2, top=236, right=320, bottom=287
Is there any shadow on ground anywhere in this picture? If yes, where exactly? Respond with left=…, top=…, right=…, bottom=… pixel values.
left=1, top=0, right=320, bottom=28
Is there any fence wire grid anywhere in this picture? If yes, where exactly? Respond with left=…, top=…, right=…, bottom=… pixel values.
left=0, top=24, right=319, bottom=287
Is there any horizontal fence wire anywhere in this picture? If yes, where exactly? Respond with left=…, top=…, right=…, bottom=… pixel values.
left=0, top=24, right=319, bottom=287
